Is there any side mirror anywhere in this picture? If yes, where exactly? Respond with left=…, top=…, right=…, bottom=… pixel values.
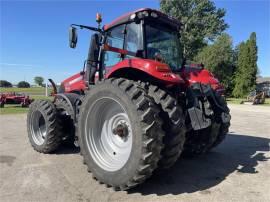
left=69, top=26, right=77, bottom=48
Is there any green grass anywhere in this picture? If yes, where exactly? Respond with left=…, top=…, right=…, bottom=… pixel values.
left=0, top=105, right=29, bottom=114
left=0, top=87, right=52, bottom=95
left=226, top=97, right=270, bottom=106
left=264, top=98, right=270, bottom=106
left=226, top=98, right=246, bottom=104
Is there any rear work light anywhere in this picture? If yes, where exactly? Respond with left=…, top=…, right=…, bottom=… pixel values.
left=131, top=11, right=159, bottom=20
left=142, top=11, right=149, bottom=17
left=130, top=13, right=136, bottom=20
left=150, top=12, right=158, bottom=18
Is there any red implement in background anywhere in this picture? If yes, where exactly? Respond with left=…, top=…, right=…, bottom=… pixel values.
left=0, top=92, right=33, bottom=108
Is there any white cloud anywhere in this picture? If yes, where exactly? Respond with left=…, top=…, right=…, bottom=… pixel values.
left=0, top=63, right=40, bottom=68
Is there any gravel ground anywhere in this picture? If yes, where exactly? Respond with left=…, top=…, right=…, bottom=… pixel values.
left=0, top=104, right=269, bottom=202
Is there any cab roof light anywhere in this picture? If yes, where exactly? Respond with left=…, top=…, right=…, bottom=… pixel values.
left=137, top=11, right=150, bottom=19
left=142, top=11, right=149, bottom=17
left=130, top=13, right=136, bottom=20
left=137, top=12, right=144, bottom=19
left=150, top=12, right=158, bottom=18
left=96, top=13, right=102, bottom=23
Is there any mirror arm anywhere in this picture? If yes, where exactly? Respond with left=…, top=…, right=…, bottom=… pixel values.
left=71, top=24, right=103, bottom=33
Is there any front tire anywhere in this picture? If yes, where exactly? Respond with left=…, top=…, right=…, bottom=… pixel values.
left=27, top=100, right=63, bottom=153
left=78, top=78, right=164, bottom=190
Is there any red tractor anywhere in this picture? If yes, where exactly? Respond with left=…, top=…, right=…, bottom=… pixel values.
left=27, top=8, right=230, bottom=190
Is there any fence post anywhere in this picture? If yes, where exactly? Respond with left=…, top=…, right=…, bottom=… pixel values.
left=45, top=82, right=48, bottom=97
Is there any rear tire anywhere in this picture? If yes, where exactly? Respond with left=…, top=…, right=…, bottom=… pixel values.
left=78, top=78, right=164, bottom=190
left=143, top=84, right=186, bottom=169
left=210, top=94, right=230, bottom=148
left=183, top=93, right=230, bottom=156
left=27, top=100, right=63, bottom=153
left=54, top=97, right=75, bottom=144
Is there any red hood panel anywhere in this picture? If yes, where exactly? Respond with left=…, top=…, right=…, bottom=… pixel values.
left=61, top=72, right=86, bottom=93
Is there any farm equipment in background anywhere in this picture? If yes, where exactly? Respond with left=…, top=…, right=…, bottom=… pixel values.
left=27, top=8, right=231, bottom=190
left=0, top=92, right=33, bottom=108
left=244, top=90, right=266, bottom=105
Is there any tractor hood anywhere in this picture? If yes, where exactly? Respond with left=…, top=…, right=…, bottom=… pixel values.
left=60, top=72, right=86, bottom=94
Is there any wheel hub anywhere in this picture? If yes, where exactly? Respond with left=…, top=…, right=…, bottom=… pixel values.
left=112, top=123, right=129, bottom=138
left=85, top=97, right=133, bottom=172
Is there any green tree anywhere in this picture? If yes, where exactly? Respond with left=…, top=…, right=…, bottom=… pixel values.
left=17, top=81, right=30, bottom=88
left=194, top=33, right=235, bottom=93
left=160, top=0, right=228, bottom=60
left=34, top=76, right=44, bottom=86
left=0, top=80, right=12, bottom=87
left=233, top=32, right=258, bottom=97
left=247, top=32, right=258, bottom=90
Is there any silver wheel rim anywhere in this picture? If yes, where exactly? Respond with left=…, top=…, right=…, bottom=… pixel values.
left=30, top=110, right=47, bottom=145
left=85, top=97, right=133, bottom=172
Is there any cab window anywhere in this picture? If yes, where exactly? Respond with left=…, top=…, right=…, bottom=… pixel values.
left=104, top=25, right=125, bottom=67
left=104, top=22, right=142, bottom=68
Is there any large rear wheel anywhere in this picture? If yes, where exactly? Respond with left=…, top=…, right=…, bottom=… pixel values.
left=78, top=78, right=164, bottom=190
left=54, top=97, right=75, bottom=144
left=144, top=84, right=186, bottom=169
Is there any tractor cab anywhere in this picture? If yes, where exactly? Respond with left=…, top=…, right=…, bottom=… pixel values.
left=64, top=8, right=184, bottom=93
left=103, top=8, right=183, bottom=71
left=61, top=8, right=224, bottom=98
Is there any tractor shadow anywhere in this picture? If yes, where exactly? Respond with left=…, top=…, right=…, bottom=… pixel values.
left=129, top=133, right=270, bottom=195
left=55, top=142, right=80, bottom=155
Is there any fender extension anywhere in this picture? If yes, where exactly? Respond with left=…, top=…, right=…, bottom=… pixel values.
left=55, top=93, right=82, bottom=122
left=186, top=83, right=231, bottom=130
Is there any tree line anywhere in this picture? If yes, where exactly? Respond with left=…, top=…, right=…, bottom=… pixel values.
left=161, top=0, right=258, bottom=97
left=0, top=76, right=44, bottom=88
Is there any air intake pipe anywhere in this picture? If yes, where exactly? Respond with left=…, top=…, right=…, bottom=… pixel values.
left=86, top=33, right=100, bottom=84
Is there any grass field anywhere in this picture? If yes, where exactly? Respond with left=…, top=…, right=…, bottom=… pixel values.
left=0, top=87, right=52, bottom=95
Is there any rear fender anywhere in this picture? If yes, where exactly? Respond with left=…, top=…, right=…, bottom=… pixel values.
left=181, top=68, right=225, bottom=94
left=186, top=83, right=230, bottom=130
left=106, top=58, right=184, bottom=85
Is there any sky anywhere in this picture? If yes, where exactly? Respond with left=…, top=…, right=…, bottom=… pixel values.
left=0, top=0, right=269, bottom=84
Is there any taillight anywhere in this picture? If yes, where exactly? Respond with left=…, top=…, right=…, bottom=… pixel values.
left=156, top=65, right=171, bottom=72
